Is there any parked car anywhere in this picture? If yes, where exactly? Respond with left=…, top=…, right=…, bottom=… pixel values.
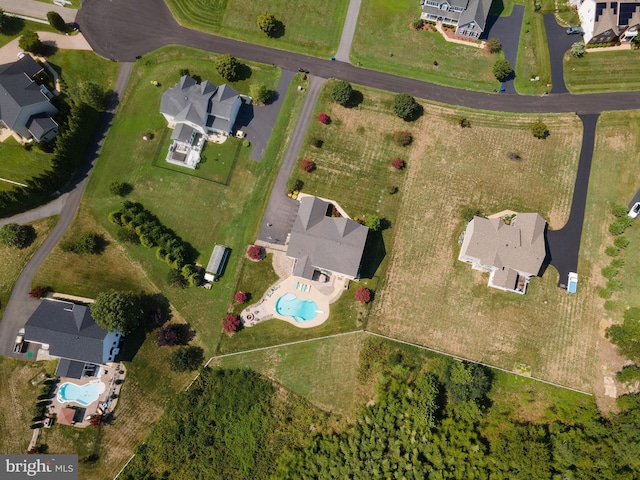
left=566, top=26, right=584, bottom=35
left=628, top=202, right=640, bottom=218
left=16, top=52, right=25, bottom=59
left=13, top=328, right=25, bottom=353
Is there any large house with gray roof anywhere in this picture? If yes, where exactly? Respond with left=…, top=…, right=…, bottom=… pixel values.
left=420, top=0, right=493, bottom=39
left=159, top=75, right=242, bottom=169
left=286, top=196, right=369, bottom=281
left=24, top=299, right=121, bottom=379
left=575, top=0, right=640, bottom=44
left=0, top=54, right=58, bottom=143
left=458, top=213, right=547, bottom=294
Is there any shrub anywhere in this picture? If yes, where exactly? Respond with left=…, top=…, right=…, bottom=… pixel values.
left=108, top=211, right=123, bottom=226
left=604, top=300, right=616, bottom=311
left=461, top=207, right=483, bottom=222
left=317, top=112, right=330, bottom=124
left=492, top=59, right=513, bottom=82
left=29, top=286, right=49, bottom=299
left=412, top=19, right=425, bottom=30
left=605, top=246, right=619, bottom=257
left=77, top=82, right=107, bottom=111
left=117, top=227, right=139, bottom=244
left=140, top=234, right=154, bottom=248
left=458, top=117, right=471, bottom=128
left=168, top=346, right=204, bottom=372
left=391, top=157, right=405, bottom=170
left=614, top=236, right=630, bottom=249
left=257, top=12, right=278, bottom=37
left=393, top=131, right=413, bottom=146
left=507, top=152, right=522, bottom=161
left=611, top=258, right=625, bottom=269
left=249, top=83, right=272, bottom=104
left=188, top=271, right=203, bottom=287
left=182, top=264, right=196, bottom=278
left=607, top=278, right=623, bottom=291
left=571, top=41, right=586, bottom=58
left=0, top=223, right=31, bottom=248
left=215, top=54, right=240, bottom=82
left=365, top=214, right=381, bottom=231
left=234, top=291, right=248, bottom=303
left=487, top=37, right=502, bottom=53
left=331, top=80, right=353, bottom=106
left=311, top=137, right=323, bottom=148
left=598, top=288, right=612, bottom=299
left=393, top=94, right=421, bottom=121
left=247, top=245, right=263, bottom=260
left=355, top=287, right=372, bottom=304
left=609, top=218, right=632, bottom=235
left=47, top=11, right=66, bottom=32
left=157, top=324, right=186, bottom=347
left=387, top=185, right=398, bottom=195
left=19, top=32, right=42, bottom=54
left=223, top=314, right=242, bottom=333
left=299, top=159, right=315, bottom=172
left=612, top=204, right=629, bottom=217
left=531, top=120, right=549, bottom=139
left=286, top=177, right=303, bottom=193
left=601, top=265, right=618, bottom=278
left=109, top=181, right=130, bottom=196
left=67, top=232, right=102, bottom=254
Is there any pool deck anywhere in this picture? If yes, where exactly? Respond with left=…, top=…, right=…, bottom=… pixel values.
left=241, top=256, right=349, bottom=328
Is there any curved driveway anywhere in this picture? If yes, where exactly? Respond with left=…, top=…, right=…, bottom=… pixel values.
left=77, top=0, right=640, bottom=114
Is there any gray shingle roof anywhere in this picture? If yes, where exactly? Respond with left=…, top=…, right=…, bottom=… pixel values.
left=27, top=113, right=58, bottom=140
left=171, top=122, right=194, bottom=142
left=55, top=358, right=86, bottom=379
left=0, top=74, right=48, bottom=130
left=0, top=55, right=44, bottom=78
left=206, top=245, right=230, bottom=276
left=24, top=299, right=111, bottom=365
left=458, top=0, right=493, bottom=30
left=287, top=197, right=369, bottom=279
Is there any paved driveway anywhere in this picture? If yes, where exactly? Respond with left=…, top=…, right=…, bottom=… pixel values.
left=546, top=113, right=599, bottom=284
left=484, top=6, right=525, bottom=93
left=544, top=14, right=577, bottom=94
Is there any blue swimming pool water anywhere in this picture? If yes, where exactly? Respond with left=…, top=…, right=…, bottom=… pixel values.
left=57, top=381, right=105, bottom=406
left=275, top=293, right=318, bottom=322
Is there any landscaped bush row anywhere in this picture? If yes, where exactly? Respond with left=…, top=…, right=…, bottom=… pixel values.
left=108, top=201, right=203, bottom=287
left=600, top=204, right=633, bottom=299
left=0, top=102, right=94, bottom=215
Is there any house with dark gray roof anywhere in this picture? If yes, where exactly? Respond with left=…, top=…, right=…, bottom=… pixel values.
left=24, top=299, right=121, bottom=379
left=577, top=0, right=640, bottom=44
left=420, top=0, right=493, bottom=39
left=159, top=75, right=242, bottom=169
left=458, top=213, right=547, bottom=294
left=286, top=196, right=369, bottom=281
left=0, top=54, right=58, bottom=142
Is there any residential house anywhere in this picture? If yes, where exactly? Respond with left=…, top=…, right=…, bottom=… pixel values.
left=420, top=0, right=493, bottom=39
left=24, top=299, right=121, bottom=379
left=0, top=54, right=58, bottom=142
left=159, top=75, right=242, bottom=169
left=458, top=213, right=547, bottom=294
left=576, top=0, right=640, bottom=44
left=286, top=196, right=369, bottom=281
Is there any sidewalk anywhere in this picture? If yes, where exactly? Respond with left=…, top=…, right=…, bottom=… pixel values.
left=0, top=0, right=78, bottom=23
left=435, top=22, right=485, bottom=49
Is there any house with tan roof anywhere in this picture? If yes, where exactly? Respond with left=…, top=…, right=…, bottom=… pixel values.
left=458, top=213, right=547, bottom=294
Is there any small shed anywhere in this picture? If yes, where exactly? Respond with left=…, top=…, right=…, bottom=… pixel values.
left=205, top=245, right=230, bottom=281
left=58, top=407, right=77, bottom=426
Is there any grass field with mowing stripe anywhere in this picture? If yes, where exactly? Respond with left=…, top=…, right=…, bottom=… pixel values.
left=514, top=4, right=552, bottom=95
left=565, top=50, right=640, bottom=93
left=0, top=139, right=53, bottom=192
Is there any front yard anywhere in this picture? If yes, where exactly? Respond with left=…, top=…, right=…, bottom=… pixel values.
left=565, top=50, right=640, bottom=93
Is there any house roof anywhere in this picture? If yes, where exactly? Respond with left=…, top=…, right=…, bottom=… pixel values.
left=171, top=122, right=195, bottom=142
left=0, top=55, right=44, bottom=78
left=58, top=407, right=77, bottom=426
left=491, top=267, right=519, bottom=290
left=0, top=73, right=50, bottom=130
left=458, top=0, right=493, bottom=31
left=55, top=358, right=86, bottom=379
left=286, top=196, right=369, bottom=279
left=206, top=245, right=230, bottom=276
left=27, top=113, right=58, bottom=140
left=460, top=213, right=546, bottom=277
left=160, top=75, right=240, bottom=133
left=24, top=299, right=112, bottom=365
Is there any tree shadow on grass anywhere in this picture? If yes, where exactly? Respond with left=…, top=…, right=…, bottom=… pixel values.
left=22, top=225, right=37, bottom=249
left=404, top=103, right=424, bottom=122
left=345, top=89, right=364, bottom=108
left=3, top=17, right=25, bottom=36
left=359, top=231, right=386, bottom=279
left=235, top=63, right=252, bottom=82
left=268, top=20, right=286, bottom=39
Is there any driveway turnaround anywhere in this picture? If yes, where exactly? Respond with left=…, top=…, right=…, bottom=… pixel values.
left=0, top=63, right=135, bottom=358
left=544, top=14, right=576, bottom=94
left=546, top=113, right=599, bottom=284
left=257, top=76, right=326, bottom=247
left=484, top=5, right=525, bottom=93
left=76, top=0, right=640, bottom=114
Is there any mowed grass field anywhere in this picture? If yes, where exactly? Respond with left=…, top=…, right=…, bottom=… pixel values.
left=0, top=139, right=53, bottom=192
left=164, top=0, right=348, bottom=57
left=514, top=4, right=552, bottom=95
left=359, top=99, right=598, bottom=391
left=565, top=50, right=640, bottom=93
left=351, top=0, right=498, bottom=91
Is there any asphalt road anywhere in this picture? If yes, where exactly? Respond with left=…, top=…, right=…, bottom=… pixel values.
left=484, top=6, right=525, bottom=94
left=76, top=0, right=640, bottom=114
left=0, top=62, right=134, bottom=358
left=546, top=113, right=599, bottom=285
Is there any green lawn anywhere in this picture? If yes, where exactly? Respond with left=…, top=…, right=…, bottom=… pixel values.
left=164, top=0, right=348, bottom=58
left=47, top=50, right=119, bottom=94
left=0, top=138, right=53, bottom=191
left=514, top=4, right=552, bottom=95
left=231, top=253, right=280, bottom=315
left=351, top=0, right=499, bottom=92
left=565, top=50, right=640, bottom=93
left=0, top=17, right=57, bottom=49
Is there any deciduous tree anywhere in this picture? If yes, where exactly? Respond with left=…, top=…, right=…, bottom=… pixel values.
left=90, top=290, right=144, bottom=335
left=331, top=80, right=352, bottom=106
left=215, top=54, right=240, bottom=82
left=393, top=93, right=421, bottom=121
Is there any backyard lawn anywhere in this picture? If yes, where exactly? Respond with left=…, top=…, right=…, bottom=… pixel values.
left=565, top=50, right=640, bottom=93
left=47, top=50, right=119, bottom=94
left=0, top=17, right=57, bottom=49
left=164, top=0, right=348, bottom=58
left=351, top=0, right=498, bottom=91
left=0, top=139, right=53, bottom=192
left=355, top=98, right=595, bottom=391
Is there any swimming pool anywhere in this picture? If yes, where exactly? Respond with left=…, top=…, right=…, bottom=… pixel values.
left=275, top=293, right=318, bottom=322
left=57, top=380, right=106, bottom=406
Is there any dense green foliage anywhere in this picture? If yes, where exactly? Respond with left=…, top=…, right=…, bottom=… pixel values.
left=90, top=290, right=144, bottom=335
left=47, top=11, right=66, bottom=32
left=257, top=12, right=278, bottom=37
left=216, top=54, right=241, bottom=82
left=607, top=307, right=640, bottom=362
left=77, top=82, right=107, bottom=111
left=122, top=368, right=319, bottom=480
left=0, top=223, right=31, bottom=248
left=393, top=93, right=421, bottom=121
left=331, top=80, right=353, bottom=106
left=19, top=32, right=42, bottom=54
left=60, top=231, right=103, bottom=254
left=531, top=120, right=550, bottom=139
left=249, top=83, right=272, bottom=104
left=167, top=345, right=204, bottom=372
left=0, top=9, right=5, bottom=33
left=492, top=59, right=513, bottom=82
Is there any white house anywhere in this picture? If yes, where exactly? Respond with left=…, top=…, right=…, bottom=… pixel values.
left=576, top=0, right=640, bottom=44
left=420, top=0, right=494, bottom=39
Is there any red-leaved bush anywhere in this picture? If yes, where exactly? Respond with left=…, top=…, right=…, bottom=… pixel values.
left=29, top=285, right=49, bottom=299
left=355, top=287, right=372, bottom=304
left=317, top=112, right=330, bottom=124
left=391, top=157, right=405, bottom=169
left=299, top=158, right=315, bottom=172
left=247, top=245, right=263, bottom=260
left=234, top=291, right=248, bottom=303
left=223, top=314, right=242, bottom=333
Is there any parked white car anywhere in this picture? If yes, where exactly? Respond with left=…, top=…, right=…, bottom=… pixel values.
left=13, top=327, right=25, bottom=353
left=628, top=202, right=640, bottom=219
